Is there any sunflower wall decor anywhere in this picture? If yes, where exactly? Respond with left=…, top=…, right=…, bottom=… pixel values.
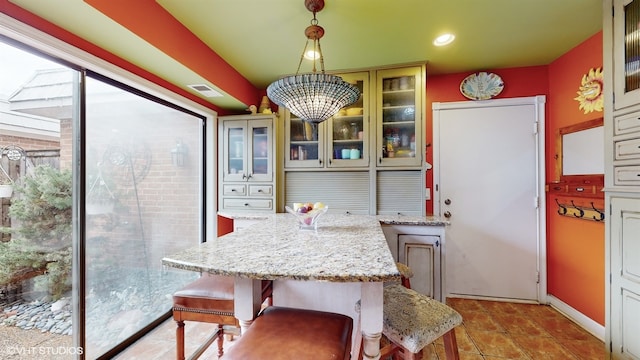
left=574, top=67, right=604, bottom=114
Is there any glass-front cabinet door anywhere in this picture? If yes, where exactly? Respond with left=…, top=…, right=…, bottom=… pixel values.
left=285, top=114, right=325, bottom=168
left=376, top=66, right=424, bottom=167
left=223, top=120, right=247, bottom=182
left=223, top=118, right=273, bottom=182
left=327, top=71, right=369, bottom=167
left=614, top=0, right=640, bottom=109
left=248, top=119, right=273, bottom=182
left=284, top=71, right=369, bottom=168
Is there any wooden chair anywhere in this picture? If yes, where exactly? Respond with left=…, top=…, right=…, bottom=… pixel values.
left=172, top=274, right=272, bottom=360
left=357, top=263, right=462, bottom=360
left=221, top=306, right=353, bottom=360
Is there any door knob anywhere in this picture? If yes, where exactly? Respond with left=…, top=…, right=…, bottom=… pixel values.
left=444, top=199, right=451, bottom=205
left=443, top=211, right=451, bottom=218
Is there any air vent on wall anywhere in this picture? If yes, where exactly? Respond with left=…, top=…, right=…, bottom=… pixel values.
left=187, top=84, right=223, bottom=98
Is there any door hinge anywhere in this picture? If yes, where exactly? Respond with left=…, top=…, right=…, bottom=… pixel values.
left=536, top=271, right=540, bottom=284
left=533, top=121, right=539, bottom=135
left=534, top=196, right=540, bottom=209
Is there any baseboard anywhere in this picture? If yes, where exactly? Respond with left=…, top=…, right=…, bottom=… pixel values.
left=547, top=294, right=604, bottom=341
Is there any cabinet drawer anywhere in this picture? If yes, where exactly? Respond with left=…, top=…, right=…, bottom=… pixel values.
left=223, top=198, right=273, bottom=210
left=614, top=166, right=640, bottom=186
left=615, top=138, right=640, bottom=161
left=249, top=185, right=273, bottom=196
left=614, top=110, right=640, bottom=136
left=223, top=184, right=246, bottom=196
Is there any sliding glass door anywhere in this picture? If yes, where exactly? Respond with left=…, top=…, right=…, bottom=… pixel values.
left=0, top=38, right=209, bottom=359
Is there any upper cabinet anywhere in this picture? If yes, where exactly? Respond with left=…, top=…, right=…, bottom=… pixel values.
left=284, top=71, right=370, bottom=169
left=219, top=114, right=276, bottom=212
left=613, top=0, right=640, bottom=110
left=283, top=65, right=426, bottom=170
left=376, top=66, right=425, bottom=167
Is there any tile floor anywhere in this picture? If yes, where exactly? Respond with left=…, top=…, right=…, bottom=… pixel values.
left=116, top=298, right=605, bottom=359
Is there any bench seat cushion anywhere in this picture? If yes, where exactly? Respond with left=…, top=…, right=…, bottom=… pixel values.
left=222, top=306, right=353, bottom=360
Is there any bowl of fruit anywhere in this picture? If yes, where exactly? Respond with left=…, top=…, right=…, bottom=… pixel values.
left=285, top=202, right=328, bottom=231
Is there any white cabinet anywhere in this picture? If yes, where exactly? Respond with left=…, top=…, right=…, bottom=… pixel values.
left=609, top=196, right=640, bottom=359
left=381, top=224, right=443, bottom=301
left=278, top=64, right=427, bottom=216
left=605, top=1, right=640, bottom=358
left=284, top=71, right=370, bottom=169
left=218, top=114, right=276, bottom=212
left=612, top=0, right=640, bottom=110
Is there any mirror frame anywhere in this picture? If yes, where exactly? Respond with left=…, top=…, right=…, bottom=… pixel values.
left=551, top=117, right=604, bottom=198
left=554, top=117, right=604, bottom=181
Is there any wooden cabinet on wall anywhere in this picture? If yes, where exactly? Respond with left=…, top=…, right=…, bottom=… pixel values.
left=382, top=224, right=443, bottom=301
left=605, top=0, right=640, bottom=359
left=218, top=114, right=276, bottom=213
left=278, top=64, right=427, bottom=215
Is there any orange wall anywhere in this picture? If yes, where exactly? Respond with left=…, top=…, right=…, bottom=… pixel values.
left=426, top=32, right=604, bottom=325
left=425, top=31, right=604, bottom=325
left=546, top=31, right=604, bottom=325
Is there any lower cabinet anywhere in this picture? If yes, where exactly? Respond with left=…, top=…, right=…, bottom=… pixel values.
left=382, top=224, right=443, bottom=301
left=608, top=196, right=640, bottom=359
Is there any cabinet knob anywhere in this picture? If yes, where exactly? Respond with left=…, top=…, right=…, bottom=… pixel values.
left=443, top=211, right=452, bottom=218
left=444, top=199, right=451, bottom=205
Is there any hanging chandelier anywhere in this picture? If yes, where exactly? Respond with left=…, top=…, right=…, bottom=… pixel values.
left=266, top=0, right=360, bottom=124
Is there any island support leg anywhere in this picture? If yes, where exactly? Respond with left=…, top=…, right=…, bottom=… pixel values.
left=234, top=277, right=263, bottom=334
left=360, top=282, right=383, bottom=360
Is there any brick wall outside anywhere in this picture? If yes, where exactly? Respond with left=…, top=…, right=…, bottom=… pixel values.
left=83, top=110, right=202, bottom=273
left=3, top=112, right=202, bottom=274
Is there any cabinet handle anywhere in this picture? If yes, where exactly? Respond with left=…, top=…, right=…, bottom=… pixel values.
left=242, top=174, right=247, bottom=179
left=247, top=173, right=252, bottom=179
left=257, top=189, right=263, bottom=193
left=244, top=203, right=250, bottom=207
left=319, top=159, right=322, bottom=165
left=231, top=189, right=237, bottom=192
left=379, top=157, right=382, bottom=164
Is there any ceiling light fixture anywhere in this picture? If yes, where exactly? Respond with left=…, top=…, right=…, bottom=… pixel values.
left=433, top=33, right=455, bottom=46
left=266, top=0, right=360, bottom=124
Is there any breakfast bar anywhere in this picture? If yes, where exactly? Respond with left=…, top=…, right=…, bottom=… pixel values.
left=162, top=213, right=400, bottom=359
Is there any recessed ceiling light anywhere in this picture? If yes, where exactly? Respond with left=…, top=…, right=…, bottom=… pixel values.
left=433, top=34, right=455, bottom=46
left=304, top=50, right=320, bottom=60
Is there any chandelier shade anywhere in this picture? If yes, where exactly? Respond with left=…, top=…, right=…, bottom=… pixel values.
left=266, top=0, right=361, bottom=124
left=267, top=73, right=360, bottom=124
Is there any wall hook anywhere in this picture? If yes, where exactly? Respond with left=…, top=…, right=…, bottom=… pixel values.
left=555, top=198, right=567, bottom=215
left=591, top=202, right=605, bottom=221
left=571, top=200, right=584, bottom=218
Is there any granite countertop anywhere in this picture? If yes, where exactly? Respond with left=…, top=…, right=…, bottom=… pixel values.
left=218, top=211, right=449, bottom=226
left=164, top=213, right=400, bottom=283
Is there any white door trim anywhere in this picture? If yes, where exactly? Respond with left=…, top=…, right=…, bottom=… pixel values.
left=432, top=95, right=547, bottom=304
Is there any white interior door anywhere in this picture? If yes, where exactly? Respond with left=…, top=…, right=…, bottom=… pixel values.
left=433, top=96, right=546, bottom=302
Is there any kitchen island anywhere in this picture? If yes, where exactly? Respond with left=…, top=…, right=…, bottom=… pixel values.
left=163, top=213, right=401, bottom=359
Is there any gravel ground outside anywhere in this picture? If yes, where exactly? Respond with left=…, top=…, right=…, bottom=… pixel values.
left=0, top=326, right=74, bottom=360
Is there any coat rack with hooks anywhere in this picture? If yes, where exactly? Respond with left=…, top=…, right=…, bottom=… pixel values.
left=554, top=198, right=605, bottom=222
